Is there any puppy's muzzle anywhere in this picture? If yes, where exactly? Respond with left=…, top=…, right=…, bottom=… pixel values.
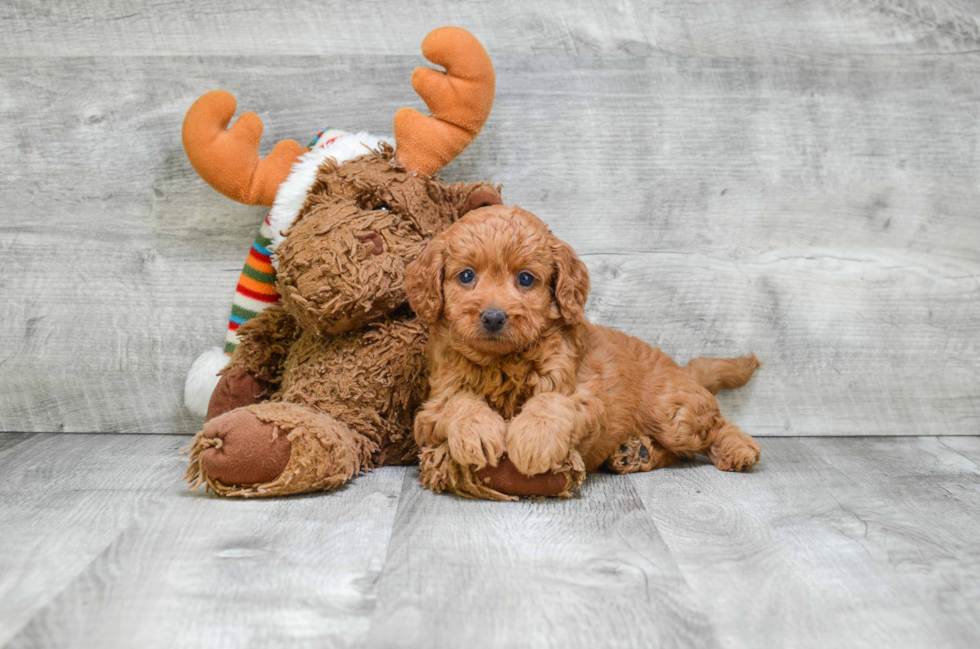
left=481, top=308, right=507, bottom=333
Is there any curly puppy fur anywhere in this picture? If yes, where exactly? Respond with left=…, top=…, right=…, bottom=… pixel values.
left=185, top=146, right=504, bottom=497
left=405, top=205, right=761, bottom=499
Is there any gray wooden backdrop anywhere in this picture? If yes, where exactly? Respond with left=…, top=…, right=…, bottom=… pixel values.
left=1, top=0, right=978, bottom=436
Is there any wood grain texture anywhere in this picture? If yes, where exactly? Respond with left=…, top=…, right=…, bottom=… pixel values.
left=3, top=434, right=979, bottom=648
left=1, top=1, right=979, bottom=435
left=935, top=434, right=980, bottom=464
left=364, top=469, right=715, bottom=649
left=0, top=433, right=34, bottom=455
left=631, top=436, right=980, bottom=649
left=0, top=433, right=185, bottom=646
left=1, top=434, right=405, bottom=649
left=3, top=0, right=979, bottom=57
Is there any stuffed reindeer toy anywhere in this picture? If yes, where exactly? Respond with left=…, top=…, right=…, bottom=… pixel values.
left=182, top=27, right=569, bottom=498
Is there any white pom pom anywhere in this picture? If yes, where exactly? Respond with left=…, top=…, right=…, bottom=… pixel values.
left=184, top=347, right=231, bottom=417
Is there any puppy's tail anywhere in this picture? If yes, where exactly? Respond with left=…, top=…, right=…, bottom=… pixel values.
left=684, top=353, right=761, bottom=395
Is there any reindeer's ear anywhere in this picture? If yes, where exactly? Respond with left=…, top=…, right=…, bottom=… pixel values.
left=405, top=237, right=446, bottom=325
left=452, top=182, right=503, bottom=218
left=551, top=237, right=590, bottom=325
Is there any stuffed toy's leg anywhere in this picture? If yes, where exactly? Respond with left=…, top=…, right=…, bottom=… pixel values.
left=417, top=444, right=514, bottom=501
left=205, top=367, right=267, bottom=421
left=185, top=401, right=376, bottom=497
left=196, top=304, right=299, bottom=423
left=418, top=446, right=585, bottom=501
left=478, top=454, right=585, bottom=499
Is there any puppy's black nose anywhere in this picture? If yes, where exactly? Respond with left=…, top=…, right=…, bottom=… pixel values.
left=481, top=308, right=508, bottom=333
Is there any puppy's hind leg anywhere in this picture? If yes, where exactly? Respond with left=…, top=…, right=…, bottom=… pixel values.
left=705, top=419, right=761, bottom=472
left=604, top=435, right=685, bottom=474
left=649, top=380, right=761, bottom=472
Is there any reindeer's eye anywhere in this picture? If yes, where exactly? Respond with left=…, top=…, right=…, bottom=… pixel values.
left=517, top=271, right=535, bottom=288
left=458, top=269, right=476, bottom=285
left=374, top=202, right=389, bottom=211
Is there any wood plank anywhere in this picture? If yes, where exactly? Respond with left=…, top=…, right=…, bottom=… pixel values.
left=364, top=469, right=715, bottom=648
left=498, top=55, right=980, bottom=434
left=577, top=241, right=980, bottom=436
left=935, top=436, right=980, bottom=468
left=2, top=0, right=978, bottom=57
left=0, top=56, right=419, bottom=435
left=0, top=434, right=186, bottom=646
left=0, top=433, right=34, bottom=455
left=2, top=51, right=978, bottom=435
left=2, top=435, right=979, bottom=646
left=3, top=443, right=406, bottom=649
left=630, top=437, right=980, bottom=648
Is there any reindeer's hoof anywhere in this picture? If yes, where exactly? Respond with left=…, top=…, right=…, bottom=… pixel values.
left=206, top=367, right=267, bottom=421
left=200, top=409, right=291, bottom=486
left=476, top=456, right=571, bottom=497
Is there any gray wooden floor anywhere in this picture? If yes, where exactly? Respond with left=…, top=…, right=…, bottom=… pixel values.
left=1, top=433, right=978, bottom=648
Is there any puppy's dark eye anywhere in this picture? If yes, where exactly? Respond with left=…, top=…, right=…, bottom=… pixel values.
left=458, top=269, right=476, bottom=285
left=373, top=202, right=389, bottom=211
left=517, top=271, right=535, bottom=288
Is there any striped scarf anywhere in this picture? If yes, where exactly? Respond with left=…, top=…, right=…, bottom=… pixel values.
left=223, top=214, right=279, bottom=354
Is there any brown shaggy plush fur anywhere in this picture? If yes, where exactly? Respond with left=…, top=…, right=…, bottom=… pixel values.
left=405, top=205, right=762, bottom=500
left=185, top=146, right=503, bottom=497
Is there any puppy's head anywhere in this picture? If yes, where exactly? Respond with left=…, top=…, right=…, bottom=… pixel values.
left=405, top=205, right=589, bottom=356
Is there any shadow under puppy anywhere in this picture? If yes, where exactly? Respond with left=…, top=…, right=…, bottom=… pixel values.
left=405, top=204, right=762, bottom=500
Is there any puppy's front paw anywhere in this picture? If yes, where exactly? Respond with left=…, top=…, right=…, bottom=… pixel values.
left=447, top=409, right=507, bottom=470
left=507, top=396, right=576, bottom=476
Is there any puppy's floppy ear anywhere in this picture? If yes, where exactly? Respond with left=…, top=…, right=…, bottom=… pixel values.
left=452, top=182, right=503, bottom=218
left=551, top=237, right=590, bottom=325
left=405, top=237, right=446, bottom=325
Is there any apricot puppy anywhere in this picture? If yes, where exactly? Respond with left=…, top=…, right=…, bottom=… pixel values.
left=405, top=204, right=761, bottom=500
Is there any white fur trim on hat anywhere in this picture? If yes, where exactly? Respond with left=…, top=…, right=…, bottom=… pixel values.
left=266, top=131, right=391, bottom=254
left=184, top=346, right=231, bottom=417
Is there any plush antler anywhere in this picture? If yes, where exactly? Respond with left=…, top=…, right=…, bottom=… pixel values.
left=394, top=27, right=495, bottom=176
left=182, top=90, right=305, bottom=206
